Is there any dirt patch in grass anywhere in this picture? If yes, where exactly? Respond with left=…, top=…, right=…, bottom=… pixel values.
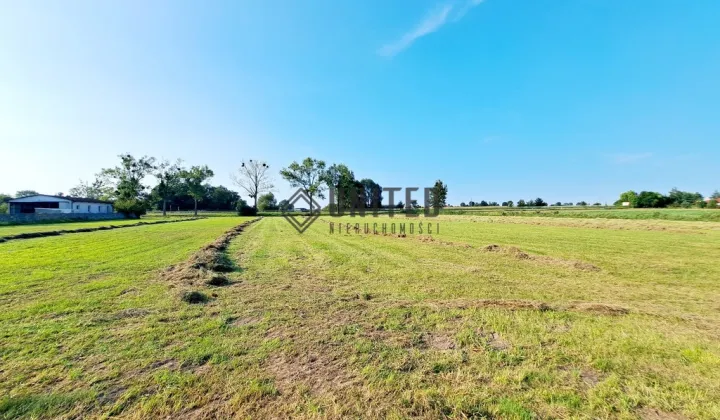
left=580, top=369, right=601, bottom=387
left=427, top=333, right=456, bottom=350
left=560, top=366, right=603, bottom=387
left=486, top=331, right=510, bottom=351
left=638, top=407, right=688, bottom=420
left=482, top=244, right=600, bottom=271
left=266, top=352, right=357, bottom=395
left=0, top=217, right=205, bottom=243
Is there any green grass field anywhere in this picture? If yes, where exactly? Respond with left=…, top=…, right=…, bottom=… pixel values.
left=0, top=217, right=197, bottom=237
left=439, top=207, right=720, bottom=222
left=1, top=215, right=719, bottom=418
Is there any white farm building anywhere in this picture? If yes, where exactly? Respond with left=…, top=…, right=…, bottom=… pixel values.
left=8, top=195, right=114, bottom=215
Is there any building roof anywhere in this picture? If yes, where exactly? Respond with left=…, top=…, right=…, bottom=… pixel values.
left=9, top=194, right=113, bottom=204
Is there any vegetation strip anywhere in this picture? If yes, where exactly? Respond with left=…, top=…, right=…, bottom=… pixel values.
left=162, top=217, right=262, bottom=302
left=0, top=217, right=206, bottom=243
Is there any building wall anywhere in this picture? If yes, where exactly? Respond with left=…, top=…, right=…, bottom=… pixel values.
left=0, top=213, right=126, bottom=225
left=71, top=202, right=114, bottom=214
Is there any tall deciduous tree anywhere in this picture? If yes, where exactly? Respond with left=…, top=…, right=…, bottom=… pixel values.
left=99, top=154, right=156, bottom=217
left=154, top=159, right=184, bottom=216
left=360, top=178, right=382, bottom=209
left=100, top=154, right=157, bottom=200
left=429, top=180, right=448, bottom=209
left=181, top=165, right=214, bottom=216
left=323, top=164, right=355, bottom=210
left=231, top=160, right=274, bottom=210
left=280, top=158, right=327, bottom=214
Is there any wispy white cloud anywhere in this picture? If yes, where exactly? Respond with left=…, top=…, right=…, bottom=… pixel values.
left=377, top=0, right=486, bottom=58
left=453, top=0, right=485, bottom=22
left=608, top=152, right=653, bottom=164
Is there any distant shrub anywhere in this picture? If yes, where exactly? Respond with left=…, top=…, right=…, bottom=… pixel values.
left=0, top=203, right=7, bottom=214
left=236, top=201, right=257, bottom=216
left=114, top=199, right=148, bottom=218
left=239, top=205, right=258, bottom=216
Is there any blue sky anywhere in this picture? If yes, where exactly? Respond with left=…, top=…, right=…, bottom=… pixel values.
left=1, top=0, right=718, bottom=205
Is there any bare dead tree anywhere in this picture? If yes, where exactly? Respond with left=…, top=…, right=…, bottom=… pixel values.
left=230, top=159, right=274, bottom=209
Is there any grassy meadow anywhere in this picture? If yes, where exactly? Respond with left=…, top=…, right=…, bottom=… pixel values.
left=0, top=217, right=198, bottom=237
left=439, top=207, right=720, bottom=222
left=1, top=214, right=719, bottom=418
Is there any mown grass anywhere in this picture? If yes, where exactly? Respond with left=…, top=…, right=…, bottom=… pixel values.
left=440, top=207, right=720, bottom=222
left=441, top=207, right=720, bottom=222
left=0, top=217, right=253, bottom=418
left=0, top=217, right=197, bottom=236
left=1, top=215, right=719, bottom=418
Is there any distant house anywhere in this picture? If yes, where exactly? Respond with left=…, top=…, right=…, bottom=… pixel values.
left=621, top=202, right=631, bottom=207
left=703, top=197, right=720, bottom=207
left=8, top=195, right=114, bottom=215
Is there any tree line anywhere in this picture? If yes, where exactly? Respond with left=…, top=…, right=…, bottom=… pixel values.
left=7, top=154, right=714, bottom=216
left=2, top=155, right=446, bottom=216
left=457, top=199, right=603, bottom=207
left=615, top=188, right=720, bottom=208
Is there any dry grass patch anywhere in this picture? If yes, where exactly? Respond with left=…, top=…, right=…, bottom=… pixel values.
left=266, top=352, right=358, bottom=395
